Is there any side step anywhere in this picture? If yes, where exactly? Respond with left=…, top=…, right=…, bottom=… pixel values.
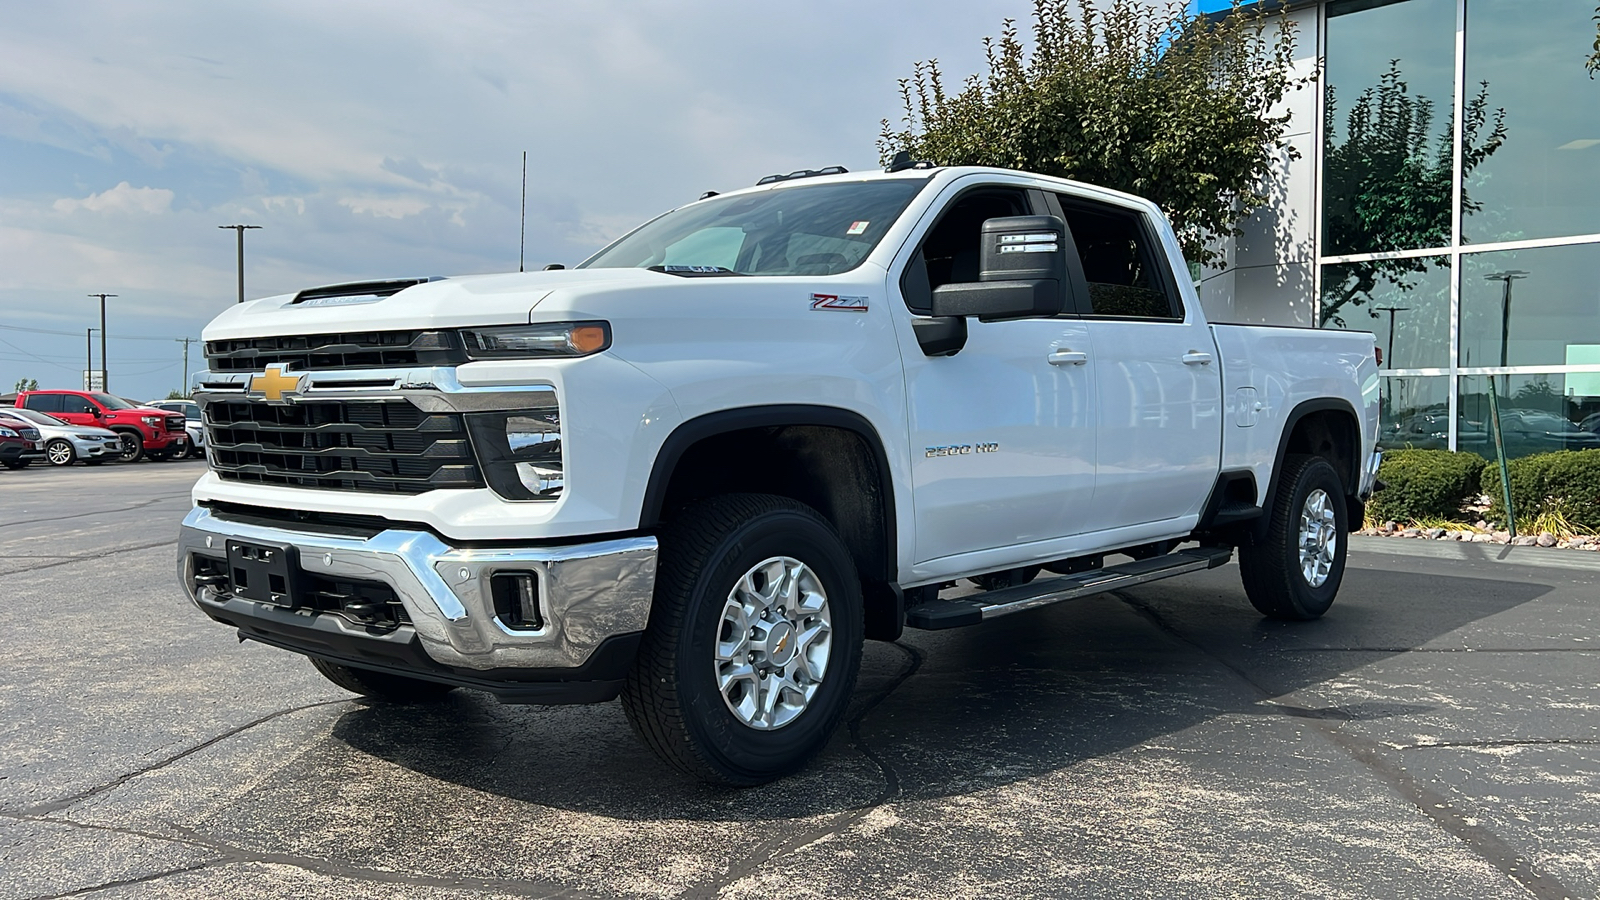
left=905, top=547, right=1233, bottom=630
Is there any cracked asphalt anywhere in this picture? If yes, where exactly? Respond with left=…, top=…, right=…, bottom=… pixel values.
left=3, top=461, right=1599, bottom=898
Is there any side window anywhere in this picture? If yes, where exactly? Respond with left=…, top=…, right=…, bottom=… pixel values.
left=71, top=396, right=98, bottom=415
left=24, top=393, right=63, bottom=413
left=1055, top=197, right=1180, bottom=320
left=900, top=188, right=1032, bottom=314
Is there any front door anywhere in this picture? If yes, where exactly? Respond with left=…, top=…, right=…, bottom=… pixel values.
left=896, top=181, right=1098, bottom=565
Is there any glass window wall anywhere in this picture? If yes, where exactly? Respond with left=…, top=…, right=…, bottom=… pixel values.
left=1462, top=0, right=1600, bottom=244
left=1457, top=374, right=1600, bottom=459
left=1320, top=259, right=1451, bottom=369
left=1459, top=244, right=1600, bottom=369
left=1377, top=375, right=1452, bottom=451
left=1322, top=0, right=1457, bottom=257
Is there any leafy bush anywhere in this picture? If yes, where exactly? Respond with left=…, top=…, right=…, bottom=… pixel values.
left=1482, top=449, right=1600, bottom=532
left=1367, top=449, right=1486, bottom=523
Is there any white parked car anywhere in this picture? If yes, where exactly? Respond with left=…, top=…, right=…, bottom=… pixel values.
left=3, top=407, right=123, bottom=466
left=178, top=163, right=1380, bottom=784
left=145, top=400, right=205, bottom=458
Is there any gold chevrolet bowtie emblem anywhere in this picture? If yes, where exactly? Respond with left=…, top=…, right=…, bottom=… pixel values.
left=249, top=363, right=302, bottom=402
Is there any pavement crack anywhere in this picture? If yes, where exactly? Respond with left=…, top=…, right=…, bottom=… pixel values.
left=1117, top=591, right=1578, bottom=900
left=19, top=700, right=350, bottom=817
left=0, top=540, right=177, bottom=575
left=0, top=493, right=190, bottom=531
left=676, top=640, right=924, bottom=900
left=24, top=861, right=215, bottom=900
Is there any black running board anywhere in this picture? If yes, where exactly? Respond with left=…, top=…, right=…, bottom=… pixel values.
left=905, top=547, right=1233, bottom=630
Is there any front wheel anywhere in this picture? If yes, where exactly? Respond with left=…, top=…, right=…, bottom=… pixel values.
left=622, top=494, right=863, bottom=786
left=45, top=439, right=76, bottom=466
left=116, top=432, right=144, bottom=462
left=1239, top=454, right=1348, bottom=620
left=309, top=658, right=456, bottom=702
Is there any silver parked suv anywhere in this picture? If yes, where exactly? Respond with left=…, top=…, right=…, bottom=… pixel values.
left=145, top=400, right=205, bottom=459
left=3, top=407, right=123, bottom=466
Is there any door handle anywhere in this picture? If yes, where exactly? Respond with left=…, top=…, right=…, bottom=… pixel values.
left=1048, top=349, right=1089, bottom=367
left=1181, top=351, right=1213, bottom=366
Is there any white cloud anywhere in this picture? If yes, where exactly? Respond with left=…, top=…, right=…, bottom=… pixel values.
left=52, top=181, right=173, bottom=215
left=338, top=194, right=430, bottom=219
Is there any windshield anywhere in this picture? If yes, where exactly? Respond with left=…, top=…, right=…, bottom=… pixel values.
left=580, top=179, right=928, bottom=276
left=8, top=409, right=65, bottom=426
left=89, top=393, right=139, bottom=410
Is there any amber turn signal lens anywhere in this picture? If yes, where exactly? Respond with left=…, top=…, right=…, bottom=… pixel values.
left=570, top=325, right=608, bottom=354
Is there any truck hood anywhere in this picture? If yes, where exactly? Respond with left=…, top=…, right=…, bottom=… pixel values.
left=201, top=269, right=667, bottom=341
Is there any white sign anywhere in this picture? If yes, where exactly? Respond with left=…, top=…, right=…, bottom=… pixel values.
left=82, top=370, right=105, bottom=391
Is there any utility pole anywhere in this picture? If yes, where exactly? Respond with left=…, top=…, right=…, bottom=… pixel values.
left=1480, top=269, right=1529, bottom=540
left=87, top=294, right=116, bottom=392
left=218, top=224, right=262, bottom=303
left=175, top=337, right=196, bottom=397
left=519, top=151, right=527, bottom=273
left=1371, top=306, right=1409, bottom=369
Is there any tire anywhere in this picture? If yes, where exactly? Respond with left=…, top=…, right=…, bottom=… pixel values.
left=1239, top=454, right=1348, bottom=620
left=622, top=493, right=864, bottom=786
left=116, top=431, right=144, bottom=463
left=309, top=658, right=456, bottom=702
left=45, top=440, right=76, bottom=467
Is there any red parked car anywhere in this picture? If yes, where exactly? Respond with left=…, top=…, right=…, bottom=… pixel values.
left=0, top=415, right=44, bottom=470
left=8, top=390, right=187, bottom=462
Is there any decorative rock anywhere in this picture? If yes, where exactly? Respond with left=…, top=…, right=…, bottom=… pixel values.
left=1401, top=528, right=1421, bottom=537
left=1537, top=533, right=1557, bottom=548
left=1492, top=531, right=1511, bottom=542
left=1384, top=520, right=1399, bottom=533
left=1513, top=536, right=1536, bottom=546
left=1471, top=533, right=1495, bottom=543
left=1475, top=520, right=1489, bottom=530
left=1428, top=528, right=1447, bottom=539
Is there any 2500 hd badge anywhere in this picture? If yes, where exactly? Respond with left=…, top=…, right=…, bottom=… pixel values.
left=926, top=443, right=999, bottom=457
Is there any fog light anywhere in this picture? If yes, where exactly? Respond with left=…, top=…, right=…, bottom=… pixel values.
left=467, top=409, right=563, bottom=501
left=490, top=572, right=542, bottom=631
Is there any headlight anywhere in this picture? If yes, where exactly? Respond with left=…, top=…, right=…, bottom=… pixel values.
left=465, top=409, right=563, bottom=500
left=141, top=416, right=161, bottom=426
left=0, top=427, right=16, bottom=438
left=460, top=322, right=610, bottom=359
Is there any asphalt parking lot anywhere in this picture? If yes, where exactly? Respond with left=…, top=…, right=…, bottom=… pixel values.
left=3, top=462, right=1598, bottom=899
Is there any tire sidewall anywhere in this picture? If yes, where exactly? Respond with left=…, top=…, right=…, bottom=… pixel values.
left=674, top=510, right=862, bottom=779
left=116, top=431, right=143, bottom=462
left=1281, top=458, right=1348, bottom=616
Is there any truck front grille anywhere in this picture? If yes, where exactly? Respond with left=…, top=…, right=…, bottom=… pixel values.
left=204, top=330, right=468, bottom=373
left=205, top=399, right=484, bottom=495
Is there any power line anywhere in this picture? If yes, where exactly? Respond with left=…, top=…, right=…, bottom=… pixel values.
left=0, top=323, right=198, bottom=342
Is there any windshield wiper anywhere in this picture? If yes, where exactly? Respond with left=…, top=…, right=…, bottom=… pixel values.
left=646, top=265, right=745, bottom=277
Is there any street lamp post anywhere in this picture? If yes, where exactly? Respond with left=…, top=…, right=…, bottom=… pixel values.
left=87, top=294, right=116, bottom=392
left=1371, top=305, right=1409, bottom=430
left=218, top=225, right=262, bottom=304
left=1480, top=269, right=1529, bottom=538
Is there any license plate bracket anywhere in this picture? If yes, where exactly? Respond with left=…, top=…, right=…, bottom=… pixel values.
left=226, top=539, right=301, bottom=608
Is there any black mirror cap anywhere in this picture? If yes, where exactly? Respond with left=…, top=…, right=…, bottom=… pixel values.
left=930, top=280, right=1061, bottom=322
left=912, top=316, right=968, bottom=356
left=979, top=215, right=1068, bottom=284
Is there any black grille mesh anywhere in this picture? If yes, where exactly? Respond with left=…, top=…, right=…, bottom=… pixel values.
left=204, top=330, right=467, bottom=373
left=206, top=399, right=483, bottom=494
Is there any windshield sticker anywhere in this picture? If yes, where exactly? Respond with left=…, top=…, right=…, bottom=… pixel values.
left=846, top=220, right=870, bottom=235
left=810, top=293, right=869, bottom=313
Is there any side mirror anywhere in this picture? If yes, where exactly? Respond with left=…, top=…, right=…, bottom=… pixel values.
left=929, top=215, right=1069, bottom=322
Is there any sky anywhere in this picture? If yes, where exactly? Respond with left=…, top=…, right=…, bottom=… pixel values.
left=0, top=0, right=1026, bottom=401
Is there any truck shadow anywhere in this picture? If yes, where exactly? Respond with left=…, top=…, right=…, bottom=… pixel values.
left=327, top=563, right=1549, bottom=821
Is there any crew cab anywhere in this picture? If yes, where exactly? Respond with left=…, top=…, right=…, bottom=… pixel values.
left=177, top=163, right=1380, bottom=785
left=9, top=390, right=187, bottom=462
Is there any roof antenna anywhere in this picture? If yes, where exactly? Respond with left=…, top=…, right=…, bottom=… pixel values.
left=885, top=150, right=915, bottom=173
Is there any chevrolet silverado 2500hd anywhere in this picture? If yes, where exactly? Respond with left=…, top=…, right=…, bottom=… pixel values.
left=177, top=163, right=1380, bottom=785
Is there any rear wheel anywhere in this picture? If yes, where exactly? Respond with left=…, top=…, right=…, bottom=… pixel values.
left=45, top=440, right=76, bottom=466
left=309, top=658, right=456, bottom=702
left=622, top=493, right=863, bottom=786
left=1239, top=454, right=1348, bottom=620
left=116, top=431, right=144, bottom=462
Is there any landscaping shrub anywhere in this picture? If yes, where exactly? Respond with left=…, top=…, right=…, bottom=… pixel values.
left=1482, top=449, right=1600, bottom=532
left=1367, top=449, right=1486, bottom=523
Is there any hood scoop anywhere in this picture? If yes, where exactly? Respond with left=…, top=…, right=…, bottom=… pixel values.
left=289, top=277, right=444, bottom=308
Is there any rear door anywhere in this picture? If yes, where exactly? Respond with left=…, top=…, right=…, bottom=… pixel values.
left=1046, top=193, right=1222, bottom=532
left=895, top=179, right=1098, bottom=565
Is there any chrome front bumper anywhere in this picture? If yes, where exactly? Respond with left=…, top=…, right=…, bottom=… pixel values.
left=177, top=506, right=658, bottom=672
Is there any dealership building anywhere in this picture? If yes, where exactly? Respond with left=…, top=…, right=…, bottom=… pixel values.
left=1194, top=0, right=1600, bottom=457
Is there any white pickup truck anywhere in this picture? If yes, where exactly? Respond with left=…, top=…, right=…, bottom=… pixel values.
left=178, top=163, right=1380, bottom=785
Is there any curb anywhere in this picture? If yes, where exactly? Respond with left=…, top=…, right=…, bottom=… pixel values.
left=1349, top=535, right=1600, bottom=573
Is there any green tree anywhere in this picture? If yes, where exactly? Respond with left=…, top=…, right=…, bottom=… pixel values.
left=165, top=389, right=187, bottom=400
left=1318, top=64, right=1506, bottom=328
left=878, top=0, right=1309, bottom=267
left=1589, top=5, right=1599, bottom=78
left=12, top=377, right=38, bottom=392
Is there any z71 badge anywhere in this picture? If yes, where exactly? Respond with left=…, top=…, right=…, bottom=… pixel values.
left=810, top=293, right=869, bottom=312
